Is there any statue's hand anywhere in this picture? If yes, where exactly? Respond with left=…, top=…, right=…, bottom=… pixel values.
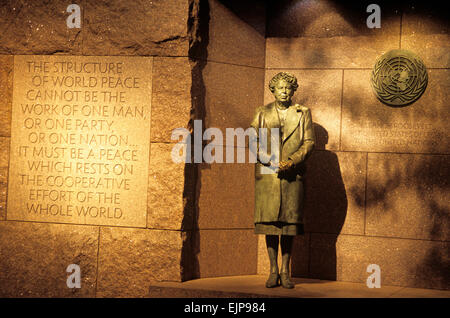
left=278, top=159, right=294, bottom=171
left=269, top=161, right=279, bottom=169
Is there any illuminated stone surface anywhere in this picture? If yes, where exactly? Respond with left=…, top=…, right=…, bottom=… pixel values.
left=7, top=55, right=152, bottom=227
left=366, top=153, right=449, bottom=241
left=147, top=143, right=194, bottom=230
left=150, top=57, right=192, bottom=143
left=342, top=69, right=449, bottom=154
left=0, top=221, right=98, bottom=297
left=0, top=55, right=13, bottom=137
left=0, top=1, right=82, bottom=55
left=402, top=6, right=450, bottom=68
left=197, top=161, right=254, bottom=229
left=83, top=0, right=190, bottom=56
left=96, top=227, right=184, bottom=297
left=196, top=229, right=257, bottom=278
left=0, top=137, right=9, bottom=220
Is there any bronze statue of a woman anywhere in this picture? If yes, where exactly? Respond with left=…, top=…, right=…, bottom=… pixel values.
left=250, top=72, right=315, bottom=288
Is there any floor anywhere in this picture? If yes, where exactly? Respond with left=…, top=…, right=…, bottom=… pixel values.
left=148, top=275, right=450, bottom=298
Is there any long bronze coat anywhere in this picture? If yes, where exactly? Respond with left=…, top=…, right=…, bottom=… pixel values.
left=250, top=102, right=315, bottom=224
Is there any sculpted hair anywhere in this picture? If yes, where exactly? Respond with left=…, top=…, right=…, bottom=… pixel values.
left=269, top=72, right=299, bottom=92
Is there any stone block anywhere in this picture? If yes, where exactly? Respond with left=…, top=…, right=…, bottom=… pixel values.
left=197, top=229, right=257, bottom=278
left=0, top=55, right=13, bottom=137
left=197, top=161, right=254, bottom=229
left=83, top=0, right=189, bottom=56
left=266, top=0, right=401, bottom=38
left=401, top=5, right=450, bottom=68
left=265, top=1, right=401, bottom=69
left=150, top=57, right=193, bottom=143
left=203, top=62, right=265, bottom=137
left=291, top=234, right=309, bottom=278
left=341, top=69, right=449, bottom=154
left=303, top=151, right=366, bottom=235
left=309, top=233, right=340, bottom=281
left=97, top=227, right=184, bottom=297
left=8, top=55, right=152, bottom=228
left=147, top=143, right=194, bottom=230
left=0, top=137, right=10, bottom=220
left=264, top=69, right=342, bottom=151
left=311, top=234, right=449, bottom=290
left=0, top=1, right=82, bottom=54
left=201, top=0, right=266, bottom=67
left=366, top=153, right=449, bottom=241
left=0, top=221, right=98, bottom=297
left=266, top=35, right=400, bottom=69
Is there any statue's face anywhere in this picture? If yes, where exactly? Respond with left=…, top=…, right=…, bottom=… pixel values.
left=272, top=79, right=295, bottom=104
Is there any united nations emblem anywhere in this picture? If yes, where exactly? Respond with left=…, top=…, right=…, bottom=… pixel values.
left=371, top=49, right=428, bottom=106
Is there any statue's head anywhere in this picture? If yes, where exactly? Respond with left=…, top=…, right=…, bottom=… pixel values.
left=269, top=72, right=298, bottom=104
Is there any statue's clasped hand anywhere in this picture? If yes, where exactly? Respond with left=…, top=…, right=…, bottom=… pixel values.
left=278, top=159, right=294, bottom=171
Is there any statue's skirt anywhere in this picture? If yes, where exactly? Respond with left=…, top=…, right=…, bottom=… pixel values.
left=254, top=222, right=304, bottom=236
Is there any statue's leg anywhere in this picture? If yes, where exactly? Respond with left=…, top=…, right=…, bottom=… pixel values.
left=280, top=235, right=295, bottom=289
left=265, top=235, right=280, bottom=288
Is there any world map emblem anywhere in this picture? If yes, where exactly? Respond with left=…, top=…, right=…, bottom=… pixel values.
left=371, top=49, right=428, bottom=106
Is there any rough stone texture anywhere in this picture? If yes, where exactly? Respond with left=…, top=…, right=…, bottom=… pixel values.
left=197, top=161, right=254, bottom=229
left=0, top=1, right=82, bottom=55
left=366, top=153, right=449, bottom=241
left=83, top=0, right=189, bottom=56
left=196, top=229, right=257, bottom=278
left=327, top=234, right=449, bottom=290
left=264, top=69, right=342, bottom=151
left=0, top=55, right=12, bottom=137
left=151, top=57, right=193, bottom=143
left=290, top=234, right=310, bottom=277
left=266, top=0, right=402, bottom=38
left=97, top=227, right=184, bottom=297
left=0, top=221, right=98, bottom=297
left=341, top=69, right=449, bottom=154
left=147, top=143, right=194, bottom=230
left=0, top=137, right=9, bottom=220
left=266, top=35, right=400, bottom=69
left=199, top=0, right=266, bottom=67
left=303, top=151, right=366, bottom=235
left=401, top=5, right=450, bottom=68
left=265, top=1, right=401, bottom=69
left=203, top=61, right=265, bottom=138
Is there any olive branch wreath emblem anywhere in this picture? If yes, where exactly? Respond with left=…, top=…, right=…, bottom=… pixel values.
left=371, top=50, right=428, bottom=106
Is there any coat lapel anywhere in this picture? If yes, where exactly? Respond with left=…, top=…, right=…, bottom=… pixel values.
left=264, top=102, right=280, bottom=128
left=282, top=104, right=303, bottom=143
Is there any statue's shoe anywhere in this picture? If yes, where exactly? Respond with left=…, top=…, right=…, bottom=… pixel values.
left=265, top=273, right=280, bottom=288
left=280, top=272, right=295, bottom=289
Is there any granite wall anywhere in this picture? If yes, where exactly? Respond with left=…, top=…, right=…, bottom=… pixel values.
left=258, top=0, right=449, bottom=290
left=0, top=0, right=448, bottom=297
left=189, top=0, right=265, bottom=278
left=0, top=0, right=195, bottom=297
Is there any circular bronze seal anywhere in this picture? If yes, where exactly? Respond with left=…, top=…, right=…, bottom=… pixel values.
left=371, top=49, right=428, bottom=106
